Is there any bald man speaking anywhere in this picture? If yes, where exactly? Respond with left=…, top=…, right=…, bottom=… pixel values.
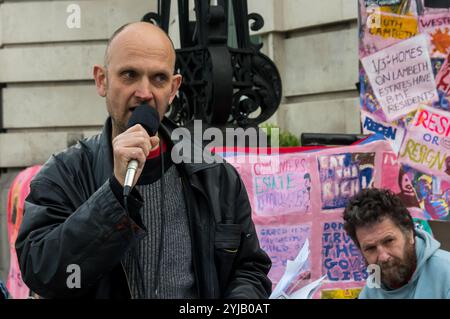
left=16, top=22, right=271, bottom=299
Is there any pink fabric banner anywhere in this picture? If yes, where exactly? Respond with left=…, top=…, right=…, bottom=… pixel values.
left=218, top=138, right=420, bottom=298
left=6, top=165, right=41, bottom=299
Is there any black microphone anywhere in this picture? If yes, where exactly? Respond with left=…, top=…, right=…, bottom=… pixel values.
left=123, top=103, right=160, bottom=197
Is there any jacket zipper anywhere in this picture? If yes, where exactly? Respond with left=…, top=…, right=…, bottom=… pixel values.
left=181, top=171, right=216, bottom=298
left=192, top=181, right=216, bottom=298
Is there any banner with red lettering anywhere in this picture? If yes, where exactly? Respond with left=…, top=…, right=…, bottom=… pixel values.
left=399, top=105, right=450, bottom=177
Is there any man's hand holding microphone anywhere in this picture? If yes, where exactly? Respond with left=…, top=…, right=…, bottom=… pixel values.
left=111, top=103, right=161, bottom=197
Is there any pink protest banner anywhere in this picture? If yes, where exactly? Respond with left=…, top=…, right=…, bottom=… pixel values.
left=219, top=138, right=399, bottom=298
left=6, top=165, right=41, bottom=299
left=361, top=34, right=438, bottom=121
left=398, top=105, right=450, bottom=178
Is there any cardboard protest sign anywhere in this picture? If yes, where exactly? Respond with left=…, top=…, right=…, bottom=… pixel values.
left=361, top=34, right=438, bottom=121
left=218, top=138, right=397, bottom=298
left=398, top=105, right=450, bottom=178
left=368, top=12, right=418, bottom=40
left=361, top=110, right=406, bottom=152
left=359, top=0, right=419, bottom=58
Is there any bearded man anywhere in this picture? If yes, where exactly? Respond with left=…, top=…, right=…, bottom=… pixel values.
left=343, top=188, right=450, bottom=299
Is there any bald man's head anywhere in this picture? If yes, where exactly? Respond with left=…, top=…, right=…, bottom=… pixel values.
left=104, top=22, right=177, bottom=71
left=93, top=21, right=182, bottom=138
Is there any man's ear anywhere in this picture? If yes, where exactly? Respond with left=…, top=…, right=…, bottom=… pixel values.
left=408, top=229, right=415, bottom=245
left=168, top=74, right=182, bottom=104
left=93, top=65, right=107, bottom=97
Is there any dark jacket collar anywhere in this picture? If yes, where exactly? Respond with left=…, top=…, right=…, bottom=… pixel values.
left=158, top=117, right=222, bottom=176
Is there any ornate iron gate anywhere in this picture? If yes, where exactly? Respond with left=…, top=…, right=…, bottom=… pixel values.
left=143, top=0, right=282, bottom=127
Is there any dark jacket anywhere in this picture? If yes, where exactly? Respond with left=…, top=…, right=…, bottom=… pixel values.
left=15, top=117, right=272, bottom=299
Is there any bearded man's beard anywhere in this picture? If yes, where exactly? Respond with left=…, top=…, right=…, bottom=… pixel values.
left=379, top=240, right=416, bottom=289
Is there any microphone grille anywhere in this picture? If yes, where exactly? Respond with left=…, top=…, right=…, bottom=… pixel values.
left=127, top=103, right=160, bottom=136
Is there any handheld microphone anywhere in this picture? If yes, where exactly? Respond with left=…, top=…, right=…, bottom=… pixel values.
left=123, top=103, right=160, bottom=197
